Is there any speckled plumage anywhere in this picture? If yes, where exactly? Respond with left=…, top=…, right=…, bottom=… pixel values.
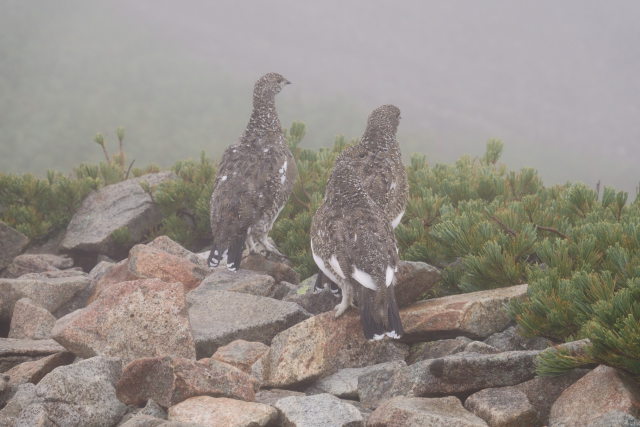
left=314, top=105, right=408, bottom=295
left=310, top=163, right=404, bottom=340
left=208, top=73, right=297, bottom=270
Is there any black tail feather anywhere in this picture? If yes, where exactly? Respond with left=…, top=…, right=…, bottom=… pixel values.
left=386, top=289, right=404, bottom=338
left=359, top=287, right=403, bottom=340
left=226, top=234, right=247, bottom=271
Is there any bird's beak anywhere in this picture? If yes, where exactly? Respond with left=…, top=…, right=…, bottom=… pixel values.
left=284, top=79, right=291, bottom=85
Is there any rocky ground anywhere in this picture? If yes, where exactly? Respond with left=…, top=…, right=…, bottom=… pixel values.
left=0, top=174, right=639, bottom=427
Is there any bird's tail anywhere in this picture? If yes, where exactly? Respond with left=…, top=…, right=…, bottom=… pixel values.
left=207, top=233, right=247, bottom=271
left=358, top=286, right=404, bottom=340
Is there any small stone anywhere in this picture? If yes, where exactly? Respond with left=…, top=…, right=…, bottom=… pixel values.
left=275, top=393, right=364, bottom=427
left=407, top=337, right=472, bottom=364
left=283, top=274, right=340, bottom=315
left=210, top=340, right=269, bottom=375
left=128, top=244, right=207, bottom=291
left=168, top=396, right=278, bottom=427
left=187, top=287, right=309, bottom=358
left=0, top=222, right=29, bottom=271
left=147, top=236, right=208, bottom=269
left=484, top=325, right=551, bottom=351
left=52, top=278, right=196, bottom=365
left=399, top=284, right=528, bottom=341
left=367, top=396, right=488, bottom=427
left=463, top=341, right=500, bottom=354
left=263, top=311, right=408, bottom=388
left=8, top=298, right=56, bottom=339
left=116, top=356, right=257, bottom=408
left=549, top=365, right=640, bottom=427
left=465, top=387, right=539, bottom=427
left=241, top=253, right=300, bottom=284
left=394, top=261, right=441, bottom=307
left=201, top=269, right=290, bottom=299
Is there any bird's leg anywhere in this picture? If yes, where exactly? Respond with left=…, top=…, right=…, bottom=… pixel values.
left=247, top=232, right=261, bottom=254
left=259, top=235, right=286, bottom=259
left=334, top=283, right=352, bottom=318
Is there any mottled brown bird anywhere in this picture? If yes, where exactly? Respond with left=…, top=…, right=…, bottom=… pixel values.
left=208, top=73, right=297, bottom=271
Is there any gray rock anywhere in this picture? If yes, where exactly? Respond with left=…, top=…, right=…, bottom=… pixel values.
left=168, top=396, right=278, bottom=426
left=394, top=260, right=441, bottom=307
left=407, top=337, right=472, bottom=364
left=255, top=388, right=306, bottom=406
left=465, top=387, right=539, bottom=427
left=484, top=325, right=551, bottom=352
left=367, top=396, right=488, bottom=427
left=3, top=253, right=74, bottom=278
left=0, top=383, right=37, bottom=426
left=0, top=275, right=90, bottom=322
left=8, top=298, right=56, bottom=339
left=275, top=393, right=364, bottom=427
left=15, top=356, right=127, bottom=427
left=283, top=274, right=339, bottom=315
left=463, top=341, right=500, bottom=354
left=0, top=222, right=29, bottom=271
left=0, top=338, right=66, bottom=372
left=240, top=253, right=300, bottom=285
left=147, top=236, right=208, bottom=269
left=587, top=411, right=640, bottom=427
left=358, top=350, right=539, bottom=406
left=118, top=399, right=168, bottom=426
left=120, top=414, right=201, bottom=427
left=201, top=268, right=291, bottom=299
left=187, top=288, right=309, bottom=358
left=306, top=360, right=406, bottom=399
left=61, top=172, right=176, bottom=258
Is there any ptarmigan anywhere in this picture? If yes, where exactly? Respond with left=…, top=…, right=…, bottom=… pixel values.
left=310, top=158, right=404, bottom=340
left=208, top=72, right=297, bottom=271
left=314, top=104, right=408, bottom=294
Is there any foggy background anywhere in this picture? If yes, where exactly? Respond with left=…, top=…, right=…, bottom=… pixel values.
left=1, top=0, right=639, bottom=193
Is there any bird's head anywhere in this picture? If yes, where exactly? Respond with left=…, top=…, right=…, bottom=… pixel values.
left=254, top=72, right=291, bottom=99
left=363, top=104, right=401, bottom=142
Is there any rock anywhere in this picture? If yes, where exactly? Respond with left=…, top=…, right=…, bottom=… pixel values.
left=275, top=393, right=364, bottom=427
left=358, top=350, right=539, bottom=406
left=586, top=411, right=640, bottom=427
left=254, top=388, right=306, bottom=406
left=210, top=340, right=269, bottom=375
left=117, top=356, right=257, bottom=408
left=61, top=172, right=176, bottom=258
left=0, top=383, right=37, bottom=426
left=241, top=253, right=300, bottom=284
left=463, top=341, right=500, bottom=354
left=118, top=399, right=170, bottom=426
left=2, top=253, right=74, bottom=278
left=187, top=288, right=309, bottom=358
left=262, top=311, right=408, bottom=388
left=5, top=351, right=75, bottom=387
left=201, top=268, right=290, bottom=299
left=399, top=284, right=528, bottom=341
left=513, top=369, right=588, bottom=424
left=128, top=244, right=207, bottom=291
left=8, top=298, right=56, bottom=340
left=147, top=236, right=208, bottom=269
left=307, top=360, right=407, bottom=399
left=89, top=259, right=137, bottom=302
left=17, top=269, right=85, bottom=279
left=465, top=387, right=539, bottom=427
left=15, top=356, right=127, bottom=427
left=0, top=275, right=90, bottom=322
left=52, top=278, right=195, bottom=364
left=549, top=365, right=640, bottom=427
left=168, top=396, right=278, bottom=427
left=367, top=396, right=488, bottom=427
left=394, top=261, right=441, bottom=307
left=407, top=337, right=472, bottom=364
left=484, top=325, right=551, bottom=351
left=0, top=222, right=29, bottom=271
left=283, top=274, right=340, bottom=315
left=0, top=338, right=66, bottom=372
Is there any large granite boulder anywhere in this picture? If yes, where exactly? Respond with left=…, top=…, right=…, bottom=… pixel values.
left=187, top=287, right=309, bottom=358
left=8, top=298, right=56, bottom=339
left=168, top=396, right=278, bottom=427
left=52, top=278, right=195, bottom=364
left=61, top=172, right=176, bottom=258
left=262, top=311, right=408, bottom=388
left=368, top=396, right=488, bottom=427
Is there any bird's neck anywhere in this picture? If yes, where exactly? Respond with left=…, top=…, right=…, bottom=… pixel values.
left=361, top=129, right=396, bottom=150
left=244, top=95, right=282, bottom=140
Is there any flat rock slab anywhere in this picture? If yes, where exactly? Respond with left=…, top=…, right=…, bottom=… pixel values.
left=128, top=244, right=207, bottom=291
left=254, top=389, right=306, bottom=406
left=394, top=260, right=441, bottom=307
left=0, top=338, right=66, bottom=372
left=0, top=275, right=90, bottom=322
left=117, top=356, right=257, bottom=408
left=187, top=287, right=309, bottom=358
left=0, top=222, right=29, bottom=270
left=549, top=365, right=640, bottom=427
left=275, top=393, right=364, bottom=427
left=8, top=298, right=56, bottom=339
left=358, top=350, right=539, bottom=406
left=2, top=253, right=74, bottom=278
left=201, top=269, right=292, bottom=299
left=5, top=351, right=75, bottom=386
left=368, top=396, right=488, bottom=427
left=307, top=360, right=407, bottom=399
left=484, top=325, right=551, bottom=352
left=13, top=356, right=127, bottom=427
left=61, top=172, right=176, bottom=257
left=168, top=396, right=278, bottom=427
left=407, top=336, right=472, bottom=364
left=210, top=339, right=269, bottom=375
left=399, top=284, right=528, bottom=341
left=263, top=311, right=408, bottom=388
left=52, top=278, right=195, bottom=365
left=465, top=387, right=539, bottom=427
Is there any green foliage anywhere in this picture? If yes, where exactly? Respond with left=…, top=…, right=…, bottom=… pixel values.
left=110, top=226, right=132, bottom=247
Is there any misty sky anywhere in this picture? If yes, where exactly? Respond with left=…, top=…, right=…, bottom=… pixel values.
left=1, top=0, right=639, bottom=193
